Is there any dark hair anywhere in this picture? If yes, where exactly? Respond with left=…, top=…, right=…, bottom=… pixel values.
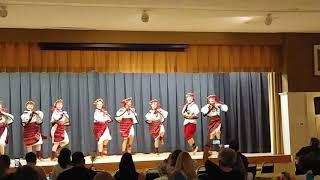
left=218, top=148, right=236, bottom=168
left=14, top=165, right=40, bottom=180
left=0, top=155, right=10, bottom=169
left=58, top=148, right=71, bottom=169
left=170, top=149, right=182, bottom=167
left=229, top=139, right=240, bottom=151
left=117, top=153, right=138, bottom=180
left=310, top=137, right=320, bottom=147
left=25, top=152, right=37, bottom=164
left=71, top=152, right=85, bottom=166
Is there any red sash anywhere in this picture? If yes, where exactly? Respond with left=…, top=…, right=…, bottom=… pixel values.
left=119, top=118, right=133, bottom=138
left=23, top=123, right=40, bottom=146
left=208, top=116, right=221, bottom=134
left=54, top=124, right=65, bottom=142
left=93, top=122, right=108, bottom=141
left=0, top=125, right=8, bottom=144
left=148, top=120, right=161, bottom=138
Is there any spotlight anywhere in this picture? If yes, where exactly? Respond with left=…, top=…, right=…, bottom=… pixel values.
left=265, top=13, right=272, bottom=26
left=141, top=10, right=149, bottom=23
left=0, top=5, right=7, bottom=18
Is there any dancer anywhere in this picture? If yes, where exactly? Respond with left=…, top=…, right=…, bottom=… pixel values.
left=201, top=95, right=228, bottom=146
left=21, top=100, right=45, bottom=159
left=115, top=97, right=138, bottom=154
left=93, top=98, right=112, bottom=156
left=0, top=101, right=13, bottom=155
left=50, top=99, right=70, bottom=160
left=145, top=99, right=168, bottom=154
left=181, top=92, right=200, bottom=153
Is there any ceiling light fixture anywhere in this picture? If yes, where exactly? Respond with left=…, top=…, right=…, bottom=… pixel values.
left=0, top=5, right=7, bottom=18
left=141, top=9, right=149, bottom=23
left=264, top=13, right=272, bottom=25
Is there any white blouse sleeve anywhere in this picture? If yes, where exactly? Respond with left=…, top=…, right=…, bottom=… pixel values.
left=201, top=104, right=210, bottom=114
left=2, top=112, right=14, bottom=124
left=21, top=112, right=31, bottom=123
left=159, top=109, right=168, bottom=119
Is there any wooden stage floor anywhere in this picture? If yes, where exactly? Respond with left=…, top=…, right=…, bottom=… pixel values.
left=9, top=152, right=292, bottom=174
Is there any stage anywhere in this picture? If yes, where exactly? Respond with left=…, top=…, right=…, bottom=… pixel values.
left=9, top=151, right=292, bottom=174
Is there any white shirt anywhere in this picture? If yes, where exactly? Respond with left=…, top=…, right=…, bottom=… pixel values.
left=145, top=108, right=168, bottom=123
left=21, top=110, right=44, bottom=126
left=201, top=103, right=228, bottom=117
left=51, top=109, right=70, bottom=124
left=94, top=109, right=112, bottom=123
left=181, top=102, right=200, bottom=125
left=0, top=112, right=13, bottom=125
left=115, top=107, right=138, bottom=124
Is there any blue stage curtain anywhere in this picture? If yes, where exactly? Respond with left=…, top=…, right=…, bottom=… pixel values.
left=0, top=72, right=270, bottom=158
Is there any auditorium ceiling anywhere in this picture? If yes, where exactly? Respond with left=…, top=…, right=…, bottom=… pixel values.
left=0, top=0, right=319, bottom=32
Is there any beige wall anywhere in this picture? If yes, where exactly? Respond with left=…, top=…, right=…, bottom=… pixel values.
left=280, top=92, right=320, bottom=156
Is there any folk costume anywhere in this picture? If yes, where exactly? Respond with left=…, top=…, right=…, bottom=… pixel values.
left=145, top=99, right=168, bottom=153
left=115, top=97, right=138, bottom=154
left=201, top=95, right=228, bottom=142
left=0, top=102, right=13, bottom=155
left=93, top=98, right=112, bottom=156
left=21, top=100, right=45, bottom=159
left=50, top=99, right=70, bottom=160
left=181, top=92, right=200, bottom=153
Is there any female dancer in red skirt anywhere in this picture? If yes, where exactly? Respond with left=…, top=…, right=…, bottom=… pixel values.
left=201, top=95, right=228, bottom=144
left=21, top=100, right=45, bottom=159
left=93, top=98, right=112, bottom=156
left=181, top=92, right=200, bottom=153
left=0, top=101, right=13, bottom=155
left=50, top=99, right=70, bottom=160
left=145, top=99, right=168, bottom=154
left=115, top=97, right=138, bottom=154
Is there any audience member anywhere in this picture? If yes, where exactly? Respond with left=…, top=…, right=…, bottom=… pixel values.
left=168, top=170, right=187, bottom=180
left=174, top=151, right=197, bottom=179
left=0, top=155, right=12, bottom=180
left=13, top=165, right=44, bottom=180
left=114, top=153, right=145, bottom=180
left=57, top=151, right=96, bottom=180
left=51, top=148, right=72, bottom=180
left=204, top=140, right=244, bottom=180
left=229, top=139, right=248, bottom=175
left=296, top=137, right=320, bottom=175
left=93, top=172, right=114, bottom=180
left=156, top=149, right=182, bottom=180
left=25, top=152, right=46, bottom=180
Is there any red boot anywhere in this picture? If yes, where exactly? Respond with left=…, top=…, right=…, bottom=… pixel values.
left=51, top=151, right=57, bottom=160
left=36, top=151, right=42, bottom=160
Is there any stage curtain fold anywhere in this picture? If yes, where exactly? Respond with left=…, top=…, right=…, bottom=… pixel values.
left=268, top=72, right=284, bottom=154
left=0, top=72, right=270, bottom=158
left=0, top=42, right=282, bottom=72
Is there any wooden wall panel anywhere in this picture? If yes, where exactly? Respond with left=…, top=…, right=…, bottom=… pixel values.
left=0, top=42, right=282, bottom=73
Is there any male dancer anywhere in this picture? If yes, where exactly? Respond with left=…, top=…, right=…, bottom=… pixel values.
left=21, top=100, right=45, bottom=159
left=93, top=98, right=112, bottom=156
left=115, top=97, right=138, bottom=154
left=0, top=101, right=13, bottom=155
left=145, top=99, right=168, bottom=154
left=50, top=99, right=70, bottom=160
left=181, top=92, right=200, bottom=153
left=201, top=95, right=228, bottom=148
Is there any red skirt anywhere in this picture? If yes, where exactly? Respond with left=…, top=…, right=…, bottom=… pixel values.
left=53, top=124, right=65, bottom=142
left=23, top=123, right=40, bottom=146
left=119, top=118, right=133, bottom=138
left=93, top=122, right=108, bottom=141
left=148, top=120, right=161, bottom=138
left=208, top=116, right=221, bottom=134
left=184, top=123, right=196, bottom=140
left=0, top=126, right=8, bottom=144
